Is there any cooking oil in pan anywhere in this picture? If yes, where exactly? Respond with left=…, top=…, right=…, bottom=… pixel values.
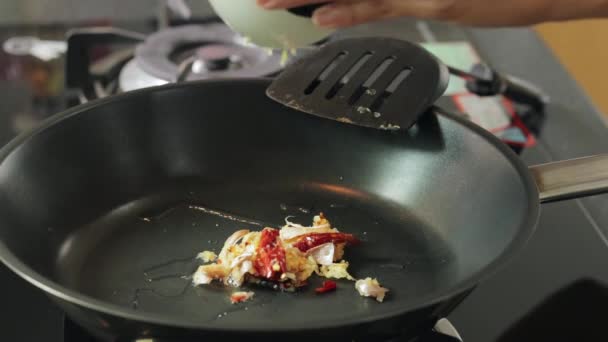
left=53, top=183, right=459, bottom=323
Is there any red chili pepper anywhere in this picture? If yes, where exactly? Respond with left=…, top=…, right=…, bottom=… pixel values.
left=254, top=228, right=287, bottom=280
left=292, top=232, right=360, bottom=252
left=315, top=280, right=337, bottom=294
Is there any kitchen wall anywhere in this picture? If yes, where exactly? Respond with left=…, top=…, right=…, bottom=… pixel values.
left=536, top=19, right=608, bottom=118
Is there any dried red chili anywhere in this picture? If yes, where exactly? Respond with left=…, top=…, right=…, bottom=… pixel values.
left=315, top=280, right=337, bottom=294
left=292, top=232, right=359, bottom=252
left=254, top=228, right=287, bottom=280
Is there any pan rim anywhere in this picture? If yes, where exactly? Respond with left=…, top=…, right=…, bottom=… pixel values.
left=0, top=78, right=540, bottom=333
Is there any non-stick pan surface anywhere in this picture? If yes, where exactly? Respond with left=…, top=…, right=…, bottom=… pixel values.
left=0, top=80, right=538, bottom=335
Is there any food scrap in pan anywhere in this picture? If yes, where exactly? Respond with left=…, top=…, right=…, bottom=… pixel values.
left=230, top=291, right=255, bottom=304
left=355, top=277, right=389, bottom=302
left=196, top=250, right=217, bottom=263
left=315, top=280, right=337, bottom=294
left=192, top=213, right=389, bottom=303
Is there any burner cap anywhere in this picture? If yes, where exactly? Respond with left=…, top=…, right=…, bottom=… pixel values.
left=190, top=45, right=244, bottom=72
left=134, top=24, right=283, bottom=82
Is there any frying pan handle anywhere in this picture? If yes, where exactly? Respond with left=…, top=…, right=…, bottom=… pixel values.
left=530, top=154, right=608, bottom=203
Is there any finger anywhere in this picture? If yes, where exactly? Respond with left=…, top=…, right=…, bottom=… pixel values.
left=257, top=0, right=353, bottom=10
left=312, top=0, right=456, bottom=28
left=312, top=1, right=394, bottom=28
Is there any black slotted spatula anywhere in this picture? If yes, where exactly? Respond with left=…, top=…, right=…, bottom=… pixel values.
left=266, top=37, right=450, bottom=130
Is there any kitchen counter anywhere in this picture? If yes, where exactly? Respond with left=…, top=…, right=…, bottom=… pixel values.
left=451, top=26, right=608, bottom=341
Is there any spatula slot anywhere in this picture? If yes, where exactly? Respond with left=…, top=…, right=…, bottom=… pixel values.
left=369, top=68, right=413, bottom=112
left=386, top=68, right=412, bottom=93
left=347, top=86, right=367, bottom=106
left=304, top=52, right=348, bottom=95
left=326, top=52, right=373, bottom=100
left=363, top=57, right=396, bottom=89
left=347, top=57, right=396, bottom=105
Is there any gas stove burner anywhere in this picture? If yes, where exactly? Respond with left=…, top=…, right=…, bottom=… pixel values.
left=189, top=45, right=245, bottom=71
left=120, top=24, right=283, bottom=92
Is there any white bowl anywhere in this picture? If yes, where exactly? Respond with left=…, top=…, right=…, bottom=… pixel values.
left=209, top=0, right=333, bottom=49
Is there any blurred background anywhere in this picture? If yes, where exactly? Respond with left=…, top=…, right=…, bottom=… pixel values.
left=1, top=0, right=605, bottom=117
left=537, top=20, right=608, bottom=117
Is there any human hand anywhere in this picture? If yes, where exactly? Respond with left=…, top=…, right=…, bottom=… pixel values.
left=257, top=0, right=608, bottom=28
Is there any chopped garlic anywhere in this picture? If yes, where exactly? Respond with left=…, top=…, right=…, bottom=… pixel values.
left=279, top=225, right=335, bottom=240
left=355, top=277, right=389, bottom=302
left=192, top=269, right=212, bottom=285
left=241, top=260, right=253, bottom=274
left=280, top=214, right=335, bottom=240
left=192, top=264, right=229, bottom=286
left=312, top=213, right=330, bottom=227
left=318, top=261, right=355, bottom=281
left=229, top=244, right=255, bottom=268
left=218, top=229, right=250, bottom=261
left=280, top=272, right=297, bottom=281
left=196, top=250, right=217, bottom=263
left=307, top=243, right=335, bottom=265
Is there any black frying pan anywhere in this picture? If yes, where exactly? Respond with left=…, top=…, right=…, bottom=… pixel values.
left=0, top=79, right=606, bottom=341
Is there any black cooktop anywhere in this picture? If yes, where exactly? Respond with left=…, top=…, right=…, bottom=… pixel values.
left=0, top=14, right=607, bottom=342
